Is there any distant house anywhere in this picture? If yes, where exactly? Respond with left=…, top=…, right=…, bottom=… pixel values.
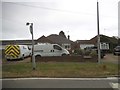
left=1, top=31, right=75, bottom=53
left=76, top=35, right=118, bottom=52
left=37, top=31, right=74, bottom=52
left=47, top=34, right=73, bottom=50
left=91, top=35, right=118, bottom=52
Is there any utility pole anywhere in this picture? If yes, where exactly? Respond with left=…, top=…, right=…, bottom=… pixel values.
left=26, top=22, right=36, bottom=70
left=97, top=1, right=101, bottom=64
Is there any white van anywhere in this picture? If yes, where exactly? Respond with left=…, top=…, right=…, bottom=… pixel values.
left=5, top=45, right=31, bottom=60
left=34, top=43, right=69, bottom=58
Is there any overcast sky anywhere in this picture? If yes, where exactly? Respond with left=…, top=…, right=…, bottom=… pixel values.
left=1, top=0, right=119, bottom=41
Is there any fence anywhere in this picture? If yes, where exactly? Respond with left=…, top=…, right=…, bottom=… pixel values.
left=35, top=56, right=98, bottom=62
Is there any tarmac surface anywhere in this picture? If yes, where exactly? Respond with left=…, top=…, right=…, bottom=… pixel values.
left=1, top=77, right=119, bottom=89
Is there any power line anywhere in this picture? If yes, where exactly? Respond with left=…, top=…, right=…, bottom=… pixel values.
left=7, top=2, right=118, bottom=18
left=8, top=2, right=97, bottom=16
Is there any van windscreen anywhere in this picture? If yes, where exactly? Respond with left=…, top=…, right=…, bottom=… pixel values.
left=53, top=45, right=62, bottom=50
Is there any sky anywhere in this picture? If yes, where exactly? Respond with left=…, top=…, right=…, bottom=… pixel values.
left=1, top=0, right=119, bottom=41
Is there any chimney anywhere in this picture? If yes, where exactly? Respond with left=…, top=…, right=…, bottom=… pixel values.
left=68, top=35, right=70, bottom=40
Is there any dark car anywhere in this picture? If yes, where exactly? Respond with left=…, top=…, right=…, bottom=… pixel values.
left=113, top=46, right=120, bottom=55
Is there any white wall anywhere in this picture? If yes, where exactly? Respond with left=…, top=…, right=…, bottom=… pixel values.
left=80, top=44, right=94, bottom=49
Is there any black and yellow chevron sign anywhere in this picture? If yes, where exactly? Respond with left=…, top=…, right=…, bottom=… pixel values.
left=5, top=45, right=20, bottom=58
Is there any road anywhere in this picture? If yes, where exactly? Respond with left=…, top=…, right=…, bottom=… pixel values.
left=1, top=78, right=119, bottom=90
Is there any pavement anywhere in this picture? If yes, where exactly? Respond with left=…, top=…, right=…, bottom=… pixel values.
left=1, top=77, right=120, bottom=89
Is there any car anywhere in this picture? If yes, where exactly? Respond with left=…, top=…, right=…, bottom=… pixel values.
left=113, top=46, right=120, bottom=55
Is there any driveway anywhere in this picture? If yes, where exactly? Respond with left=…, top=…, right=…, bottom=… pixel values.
left=101, top=54, right=119, bottom=64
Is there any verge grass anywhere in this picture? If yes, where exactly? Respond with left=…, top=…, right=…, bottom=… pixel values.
left=2, top=62, right=118, bottom=78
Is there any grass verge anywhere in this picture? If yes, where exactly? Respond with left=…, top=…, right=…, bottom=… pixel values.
left=2, top=62, right=118, bottom=78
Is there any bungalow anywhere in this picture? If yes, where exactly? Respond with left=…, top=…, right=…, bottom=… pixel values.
left=90, top=35, right=118, bottom=52
left=37, top=31, right=74, bottom=52
left=76, top=35, right=118, bottom=52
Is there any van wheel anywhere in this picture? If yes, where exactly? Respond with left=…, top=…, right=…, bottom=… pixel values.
left=113, top=53, right=116, bottom=55
left=35, top=55, right=41, bottom=60
left=6, top=59, right=10, bottom=61
left=22, top=55, right=24, bottom=60
left=30, top=53, right=32, bottom=56
left=62, top=54, right=66, bottom=56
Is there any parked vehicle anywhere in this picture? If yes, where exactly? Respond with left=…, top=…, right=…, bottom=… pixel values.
left=113, top=46, right=120, bottom=55
left=84, top=46, right=105, bottom=58
left=5, top=45, right=31, bottom=60
left=34, top=43, right=69, bottom=58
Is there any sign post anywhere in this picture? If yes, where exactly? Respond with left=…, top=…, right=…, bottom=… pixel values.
left=26, top=22, right=36, bottom=70
left=97, top=1, right=101, bottom=64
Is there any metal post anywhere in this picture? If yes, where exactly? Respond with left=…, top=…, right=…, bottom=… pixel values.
left=26, top=22, right=36, bottom=70
left=97, top=1, right=101, bottom=64
left=31, top=23, right=36, bottom=70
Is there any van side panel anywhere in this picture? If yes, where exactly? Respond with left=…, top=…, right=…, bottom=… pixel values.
left=34, top=44, right=53, bottom=56
left=20, top=45, right=30, bottom=58
left=34, top=44, right=69, bottom=57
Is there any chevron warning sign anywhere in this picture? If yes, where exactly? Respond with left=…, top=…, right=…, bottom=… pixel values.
left=5, top=45, right=20, bottom=59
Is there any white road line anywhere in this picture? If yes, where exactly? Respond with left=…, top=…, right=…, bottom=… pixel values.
left=109, top=83, right=119, bottom=89
left=0, top=77, right=118, bottom=81
left=107, top=77, right=119, bottom=80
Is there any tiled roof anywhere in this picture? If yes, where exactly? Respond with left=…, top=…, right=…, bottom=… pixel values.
left=90, top=35, right=118, bottom=44
left=47, top=34, right=73, bottom=44
left=37, top=35, right=53, bottom=43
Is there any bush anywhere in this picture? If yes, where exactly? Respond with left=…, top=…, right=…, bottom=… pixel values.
left=89, top=50, right=97, bottom=57
left=83, top=50, right=91, bottom=56
left=74, top=49, right=83, bottom=55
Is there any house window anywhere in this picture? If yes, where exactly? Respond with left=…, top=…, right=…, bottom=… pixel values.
left=100, top=43, right=109, bottom=50
left=65, top=45, right=70, bottom=49
left=65, top=46, right=68, bottom=49
left=62, top=44, right=71, bottom=50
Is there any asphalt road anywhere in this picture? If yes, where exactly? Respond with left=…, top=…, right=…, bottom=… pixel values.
left=1, top=78, right=119, bottom=90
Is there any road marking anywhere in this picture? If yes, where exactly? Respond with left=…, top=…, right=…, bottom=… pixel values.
left=107, top=77, right=119, bottom=80
left=109, top=83, right=120, bottom=89
left=1, top=77, right=118, bottom=81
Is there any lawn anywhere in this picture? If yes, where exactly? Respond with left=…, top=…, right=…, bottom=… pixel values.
left=2, top=62, right=119, bottom=78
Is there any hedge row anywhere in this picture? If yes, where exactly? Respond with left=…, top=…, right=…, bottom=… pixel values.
left=35, top=56, right=98, bottom=62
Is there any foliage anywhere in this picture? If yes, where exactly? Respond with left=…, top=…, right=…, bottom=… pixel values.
left=74, top=49, right=83, bottom=55
left=89, top=50, right=97, bottom=57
